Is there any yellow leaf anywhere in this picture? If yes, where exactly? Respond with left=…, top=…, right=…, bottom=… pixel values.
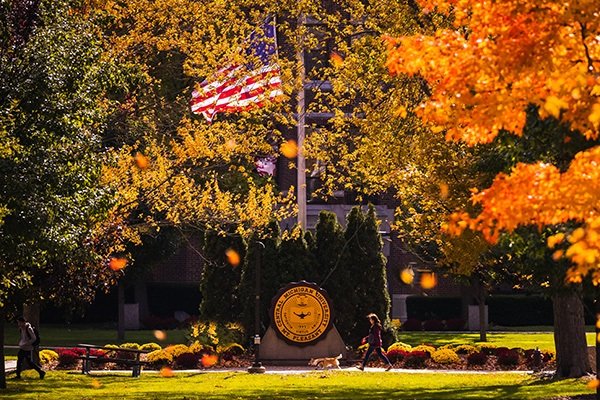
left=543, top=96, right=568, bottom=119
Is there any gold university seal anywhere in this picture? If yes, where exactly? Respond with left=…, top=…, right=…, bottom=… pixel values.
left=271, top=281, right=333, bottom=345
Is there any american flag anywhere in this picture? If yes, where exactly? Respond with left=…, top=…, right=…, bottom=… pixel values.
left=190, top=19, right=283, bottom=123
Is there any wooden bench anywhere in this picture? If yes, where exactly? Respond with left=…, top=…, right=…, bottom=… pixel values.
left=77, top=344, right=149, bottom=377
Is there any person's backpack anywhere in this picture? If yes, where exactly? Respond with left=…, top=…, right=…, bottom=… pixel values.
left=26, top=324, right=41, bottom=347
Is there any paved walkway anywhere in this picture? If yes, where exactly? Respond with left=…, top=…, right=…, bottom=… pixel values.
left=4, top=359, right=533, bottom=375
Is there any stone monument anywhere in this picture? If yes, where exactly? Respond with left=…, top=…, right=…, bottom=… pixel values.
left=259, top=281, right=347, bottom=364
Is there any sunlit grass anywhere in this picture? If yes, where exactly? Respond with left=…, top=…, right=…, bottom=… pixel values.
left=0, top=370, right=591, bottom=399
left=399, top=331, right=596, bottom=351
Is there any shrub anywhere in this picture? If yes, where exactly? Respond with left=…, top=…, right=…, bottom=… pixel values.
left=57, top=349, right=80, bottom=368
left=412, top=345, right=436, bottom=357
left=524, top=349, right=545, bottom=367
left=403, top=351, right=427, bottom=368
left=497, top=349, right=520, bottom=366
left=542, top=349, right=555, bottom=362
left=188, top=341, right=206, bottom=354
left=187, top=321, right=245, bottom=350
left=493, top=347, right=511, bottom=357
left=476, top=343, right=497, bottom=355
left=445, top=318, right=466, bottom=331
left=164, top=344, right=189, bottom=358
left=402, top=318, right=422, bottom=331
left=120, top=343, right=141, bottom=350
left=454, top=344, right=478, bottom=355
left=423, top=319, right=445, bottom=331
left=39, top=349, right=58, bottom=365
left=431, top=349, right=460, bottom=364
left=218, top=343, right=245, bottom=356
left=387, top=342, right=412, bottom=353
left=100, top=344, right=119, bottom=358
left=357, top=343, right=369, bottom=355
left=140, top=343, right=162, bottom=352
left=146, top=350, right=173, bottom=368
left=467, top=351, right=488, bottom=366
left=175, top=352, right=201, bottom=369
left=386, top=349, right=409, bottom=364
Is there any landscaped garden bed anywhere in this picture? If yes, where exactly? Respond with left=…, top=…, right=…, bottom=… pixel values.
left=355, top=341, right=555, bottom=371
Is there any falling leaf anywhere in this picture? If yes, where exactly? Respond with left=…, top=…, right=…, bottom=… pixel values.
left=587, top=379, right=600, bottom=389
left=280, top=140, right=298, bottom=159
left=154, top=330, right=167, bottom=341
left=330, top=52, right=344, bottom=68
left=201, top=354, right=218, bottom=367
left=439, top=182, right=449, bottom=199
left=160, top=367, right=175, bottom=377
left=400, top=268, right=414, bottom=284
left=134, top=152, right=150, bottom=169
left=225, top=248, right=240, bottom=267
left=91, top=379, right=102, bottom=389
left=109, top=257, right=127, bottom=271
left=420, top=272, right=437, bottom=289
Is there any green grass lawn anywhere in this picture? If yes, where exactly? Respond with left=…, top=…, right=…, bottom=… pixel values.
left=399, top=331, right=596, bottom=351
left=3, top=325, right=596, bottom=355
left=0, top=370, right=592, bottom=400
left=3, top=324, right=188, bottom=356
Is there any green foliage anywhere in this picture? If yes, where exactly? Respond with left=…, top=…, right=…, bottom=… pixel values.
left=315, top=210, right=345, bottom=292
left=276, top=229, right=318, bottom=285
left=217, top=343, right=245, bottom=355
left=0, top=0, right=139, bottom=311
left=199, top=231, right=246, bottom=322
left=187, top=321, right=245, bottom=350
left=238, top=221, right=280, bottom=335
left=333, top=206, right=390, bottom=345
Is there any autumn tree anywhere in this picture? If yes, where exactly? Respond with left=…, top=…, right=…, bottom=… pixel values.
left=0, top=0, right=141, bottom=388
left=387, top=0, right=600, bottom=377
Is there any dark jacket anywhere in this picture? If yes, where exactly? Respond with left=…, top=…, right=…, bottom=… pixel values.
left=367, top=323, right=383, bottom=347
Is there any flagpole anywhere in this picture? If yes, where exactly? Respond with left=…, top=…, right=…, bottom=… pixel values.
left=296, top=14, right=307, bottom=230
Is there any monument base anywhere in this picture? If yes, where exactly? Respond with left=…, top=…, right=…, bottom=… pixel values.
left=259, top=325, right=347, bottom=365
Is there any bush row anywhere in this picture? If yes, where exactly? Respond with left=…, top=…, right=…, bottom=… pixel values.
left=41, top=342, right=246, bottom=370
left=379, top=342, right=554, bottom=369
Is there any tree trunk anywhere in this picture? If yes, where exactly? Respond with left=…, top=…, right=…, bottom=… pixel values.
left=552, top=291, right=591, bottom=378
left=478, top=296, right=487, bottom=342
left=473, top=277, right=487, bottom=342
left=117, top=282, right=125, bottom=341
left=0, top=314, right=6, bottom=389
left=134, top=280, right=149, bottom=321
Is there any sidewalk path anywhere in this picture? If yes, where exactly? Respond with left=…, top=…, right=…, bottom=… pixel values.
left=4, top=359, right=534, bottom=375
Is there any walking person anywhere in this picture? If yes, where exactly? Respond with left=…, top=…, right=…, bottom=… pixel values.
left=358, top=313, right=393, bottom=371
left=15, top=316, right=45, bottom=379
